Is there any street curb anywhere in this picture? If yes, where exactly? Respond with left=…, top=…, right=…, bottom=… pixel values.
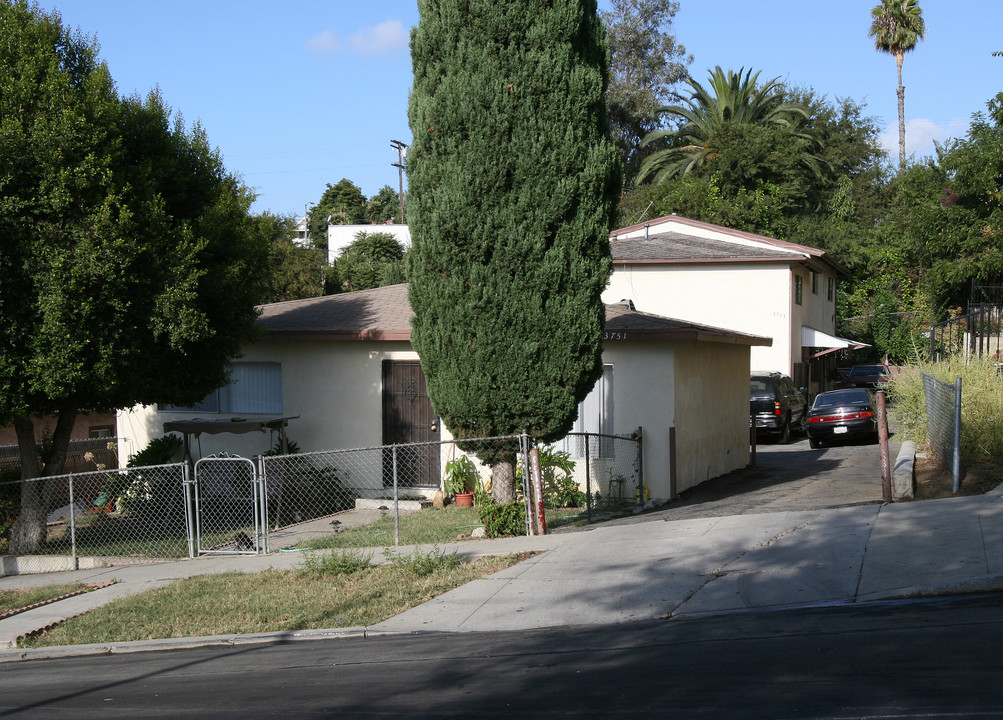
left=0, top=625, right=383, bottom=663
left=861, top=572, right=1003, bottom=603
left=892, top=440, right=916, bottom=500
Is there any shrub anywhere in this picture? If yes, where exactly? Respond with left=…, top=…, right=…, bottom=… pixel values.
left=298, top=549, right=373, bottom=577
left=127, top=434, right=183, bottom=468
left=384, top=545, right=461, bottom=576
left=890, top=358, right=1003, bottom=462
left=477, top=501, right=527, bottom=538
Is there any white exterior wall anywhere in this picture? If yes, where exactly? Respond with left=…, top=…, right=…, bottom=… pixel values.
left=327, top=224, right=411, bottom=265
left=672, top=341, right=751, bottom=493
left=117, top=336, right=751, bottom=499
left=117, top=341, right=419, bottom=466
left=598, top=341, right=675, bottom=499
left=604, top=263, right=794, bottom=374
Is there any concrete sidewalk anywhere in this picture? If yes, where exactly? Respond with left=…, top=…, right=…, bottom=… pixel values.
left=4, top=490, right=1003, bottom=660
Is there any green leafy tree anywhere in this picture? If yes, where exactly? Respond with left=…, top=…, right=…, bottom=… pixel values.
left=366, top=185, right=401, bottom=224
left=0, top=2, right=268, bottom=552
left=407, top=0, right=621, bottom=502
left=601, top=0, right=691, bottom=184
left=254, top=212, right=326, bottom=303
left=307, top=178, right=368, bottom=252
left=637, top=67, right=818, bottom=184
left=330, top=231, right=406, bottom=293
left=869, top=0, right=925, bottom=170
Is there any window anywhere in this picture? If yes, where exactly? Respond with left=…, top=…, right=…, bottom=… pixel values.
left=89, top=426, right=114, bottom=439
left=794, top=275, right=803, bottom=305
left=811, top=272, right=819, bottom=294
left=827, top=277, right=834, bottom=301
left=163, top=362, right=282, bottom=414
left=566, top=364, right=614, bottom=458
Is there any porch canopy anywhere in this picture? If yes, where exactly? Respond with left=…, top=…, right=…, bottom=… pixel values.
left=163, top=416, right=298, bottom=463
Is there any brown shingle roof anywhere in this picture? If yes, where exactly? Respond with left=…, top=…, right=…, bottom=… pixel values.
left=609, top=214, right=847, bottom=275
left=611, top=232, right=801, bottom=263
left=256, top=284, right=769, bottom=347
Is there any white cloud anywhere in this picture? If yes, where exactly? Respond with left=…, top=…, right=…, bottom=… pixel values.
left=306, top=29, right=341, bottom=56
left=349, top=20, right=409, bottom=56
left=879, top=117, right=969, bottom=161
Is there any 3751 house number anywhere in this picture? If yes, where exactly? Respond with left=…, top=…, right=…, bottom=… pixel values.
left=603, top=331, right=627, bottom=340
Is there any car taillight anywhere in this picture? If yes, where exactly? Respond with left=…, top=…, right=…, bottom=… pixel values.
left=808, top=410, right=875, bottom=423
left=774, top=402, right=781, bottom=416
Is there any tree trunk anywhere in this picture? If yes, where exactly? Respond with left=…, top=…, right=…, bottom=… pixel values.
left=491, top=460, right=516, bottom=504
left=8, top=409, right=78, bottom=555
left=896, top=52, right=906, bottom=170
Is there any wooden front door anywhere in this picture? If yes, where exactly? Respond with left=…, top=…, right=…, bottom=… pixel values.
left=381, top=360, right=440, bottom=487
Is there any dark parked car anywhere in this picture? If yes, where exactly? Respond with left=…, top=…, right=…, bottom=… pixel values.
left=806, top=388, right=879, bottom=448
left=848, top=363, right=891, bottom=389
left=750, top=372, right=808, bottom=443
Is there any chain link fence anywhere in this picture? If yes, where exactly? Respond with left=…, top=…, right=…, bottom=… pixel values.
left=0, top=463, right=190, bottom=568
left=542, top=432, right=643, bottom=530
left=260, top=435, right=528, bottom=549
left=2, top=432, right=643, bottom=570
left=921, top=372, right=962, bottom=492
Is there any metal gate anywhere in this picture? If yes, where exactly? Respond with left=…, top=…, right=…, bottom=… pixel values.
left=191, top=454, right=267, bottom=555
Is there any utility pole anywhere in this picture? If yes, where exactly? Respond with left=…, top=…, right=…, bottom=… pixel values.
left=390, top=139, right=407, bottom=224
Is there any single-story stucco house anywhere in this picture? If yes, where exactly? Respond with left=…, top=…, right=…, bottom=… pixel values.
left=117, top=284, right=768, bottom=501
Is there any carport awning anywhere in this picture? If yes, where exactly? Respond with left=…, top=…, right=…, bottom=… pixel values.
left=802, top=326, right=869, bottom=351
left=802, top=326, right=869, bottom=360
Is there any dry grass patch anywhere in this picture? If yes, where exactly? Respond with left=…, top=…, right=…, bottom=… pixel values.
left=23, top=551, right=535, bottom=647
left=1, top=584, right=90, bottom=615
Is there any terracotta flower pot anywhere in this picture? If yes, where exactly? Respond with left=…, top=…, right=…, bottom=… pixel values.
left=454, top=491, right=474, bottom=506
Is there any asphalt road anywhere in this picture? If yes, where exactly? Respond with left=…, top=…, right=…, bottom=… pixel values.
left=3, top=593, right=1002, bottom=719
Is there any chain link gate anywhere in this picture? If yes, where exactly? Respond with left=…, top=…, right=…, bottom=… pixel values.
left=191, top=454, right=267, bottom=555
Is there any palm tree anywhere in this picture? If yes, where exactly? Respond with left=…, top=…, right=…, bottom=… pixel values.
left=637, top=67, right=815, bottom=184
left=869, top=0, right=925, bottom=170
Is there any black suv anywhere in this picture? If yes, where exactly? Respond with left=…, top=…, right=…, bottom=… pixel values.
left=750, top=372, right=808, bottom=443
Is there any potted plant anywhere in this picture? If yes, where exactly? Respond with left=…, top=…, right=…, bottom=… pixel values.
left=443, top=455, right=479, bottom=506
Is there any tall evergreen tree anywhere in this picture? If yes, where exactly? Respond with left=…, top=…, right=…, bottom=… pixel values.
left=407, top=0, right=621, bottom=502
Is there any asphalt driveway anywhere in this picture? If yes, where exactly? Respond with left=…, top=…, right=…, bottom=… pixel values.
left=596, top=432, right=892, bottom=526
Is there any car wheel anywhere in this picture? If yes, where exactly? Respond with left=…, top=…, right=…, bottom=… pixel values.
left=778, top=418, right=791, bottom=444
left=809, top=437, right=821, bottom=449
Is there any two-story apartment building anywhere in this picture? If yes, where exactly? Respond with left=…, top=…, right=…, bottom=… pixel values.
left=604, top=215, right=863, bottom=396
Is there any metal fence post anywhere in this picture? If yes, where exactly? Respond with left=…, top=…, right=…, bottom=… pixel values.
left=521, top=431, right=534, bottom=536
left=68, top=474, right=78, bottom=570
left=954, top=377, right=962, bottom=493
left=636, top=427, right=645, bottom=504
left=392, top=444, right=400, bottom=546
left=877, top=390, right=891, bottom=503
left=183, top=461, right=196, bottom=559
left=584, top=434, right=592, bottom=523
left=256, top=456, right=269, bottom=554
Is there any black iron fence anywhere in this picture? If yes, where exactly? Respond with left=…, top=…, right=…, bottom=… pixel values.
left=928, top=305, right=1003, bottom=362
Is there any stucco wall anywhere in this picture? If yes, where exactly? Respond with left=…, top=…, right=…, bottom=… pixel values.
left=605, top=262, right=837, bottom=377
left=604, top=263, right=792, bottom=373
left=599, top=341, right=675, bottom=499
left=672, top=341, right=751, bottom=494
left=117, top=336, right=750, bottom=500
left=117, top=341, right=419, bottom=465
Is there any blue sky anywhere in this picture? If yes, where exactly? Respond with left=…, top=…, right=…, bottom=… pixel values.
left=39, top=1, right=1003, bottom=217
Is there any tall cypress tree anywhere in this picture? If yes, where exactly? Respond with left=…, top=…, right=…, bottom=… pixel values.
left=407, top=0, right=622, bottom=501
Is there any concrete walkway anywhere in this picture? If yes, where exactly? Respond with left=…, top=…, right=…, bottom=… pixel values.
left=4, top=484, right=1003, bottom=661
